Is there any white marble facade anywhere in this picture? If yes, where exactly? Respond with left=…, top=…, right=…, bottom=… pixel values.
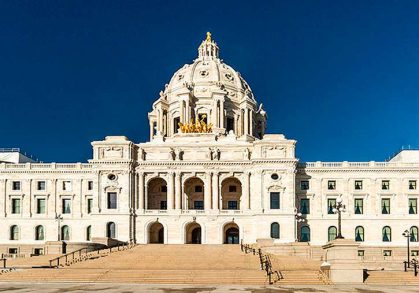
left=0, top=34, right=418, bottom=255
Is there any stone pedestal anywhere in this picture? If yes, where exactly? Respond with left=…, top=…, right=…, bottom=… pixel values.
left=45, top=241, right=65, bottom=255
left=322, top=239, right=363, bottom=283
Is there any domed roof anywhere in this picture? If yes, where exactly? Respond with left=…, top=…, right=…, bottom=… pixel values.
left=163, top=33, right=256, bottom=105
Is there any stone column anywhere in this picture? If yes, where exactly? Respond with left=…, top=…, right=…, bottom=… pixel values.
left=220, top=99, right=225, bottom=129
left=249, top=110, right=253, bottom=136
left=167, top=172, right=175, bottom=210
left=212, top=172, right=219, bottom=210
left=204, top=172, right=212, bottom=211
left=175, top=171, right=182, bottom=210
left=149, top=121, right=154, bottom=140
left=242, top=171, right=250, bottom=210
left=180, top=100, right=185, bottom=123
left=186, top=100, right=190, bottom=122
left=244, top=108, right=249, bottom=135
left=138, top=172, right=144, bottom=210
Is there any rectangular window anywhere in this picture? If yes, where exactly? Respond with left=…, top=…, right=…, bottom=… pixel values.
left=300, top=199, right=310, bottom=214
left=300, top=181, right=309, bottom=190
left=409, top=198, right=417, bottom=214
left=227, top=201, right=238, bottom=210
left=354, top=180, right=363, bottom=190
left=194, top=201, right=204, bottom=210
left=194, top=186, right=203, bottom=193
left=327, top=198, right=336, bottom=214
left=382, top=180, right=390, bottom=190
left=354, top=198, right=364, bottom=214
left=62, top=199, right=71, bottom=214
left=87, top=198, right=93, bottom=214
left=12, top=181, right=21, bottom=191
left=229, top=185, right=237, bottom=193
left=63, top=181, right=72, bottom=191
left=160, top=200, right=167, bottom=210
left=409, top=180, right=417, bottom=190
left=107, top=192, right=117, bottom=209
left=270, top=192, right=280, bottom=209
left=37, top=181, right=46, bottom=191
left=88, top=181, right=93, bottom=190
left=8, top=248, right=18, bottom=254
left=358, top=250, right=365, bottom=257
left=327, top=180, right=336, bottom=190
left=11, top=199, right=21, bottom=214
left=381, top=198, right=390, bottom=214
left=383, top=250, right=392, bottom=257
left=411, top=250, right=419, bottom=257
left=36, top=198, right=46, bottom=214
left=33, top=248, right=44, bottom=256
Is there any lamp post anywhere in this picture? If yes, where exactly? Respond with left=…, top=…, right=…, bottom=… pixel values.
left=403, top=229, right=411, bottom=267
left=55, top=214, right=63, bottom=241
left=294, top=208, right=306, bottom=242
left=332, top=197, right=346, bottom=239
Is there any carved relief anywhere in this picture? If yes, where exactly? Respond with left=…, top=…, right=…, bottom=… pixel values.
left=102, top=147, right=123, bottom=159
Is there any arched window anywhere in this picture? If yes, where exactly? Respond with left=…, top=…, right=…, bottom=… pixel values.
left=35, top=225, right=44, bottom=240
left=355, top=226, right=364, bottom=242
left=270, top=222, right=280, bottom=239
left=328, top=226, right=337, bottom=241
left=382, top=226, right=391, bottom=242
left=301, top=226, right=310, bottom=242
left=61, top=225, right=70, bottom=241
left=410, top=226, right=418, bottom=242
left=86, top=225, right=92, bottom=241
left=106, top=222, right=116, bottom=238
left=10, top=225, right=19, bottom=240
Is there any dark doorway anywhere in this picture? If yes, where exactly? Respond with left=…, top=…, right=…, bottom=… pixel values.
left=191, top=227, right=202, bottom=244
left=225, top=227, right=239, bottom=244
left=158, top=227, right=164, bottom=244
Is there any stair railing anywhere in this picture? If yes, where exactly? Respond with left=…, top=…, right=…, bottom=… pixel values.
left=240, top=240, right=282, bottom=285
left=49, top=242, right=133, bottom=268
left=404, top=258, right=418, bottom=277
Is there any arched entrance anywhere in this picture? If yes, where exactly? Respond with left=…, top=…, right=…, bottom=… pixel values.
left=223, top=222, right=239, bottom=244
left=221, top=177, right=242, bottom=210
left=147, top=178, right=168, bottom=210
left=184, top=177, right=204, bottom=210
left=149, top=222, right=164, bottom=244
left=185, top=222, right=202, bottom=244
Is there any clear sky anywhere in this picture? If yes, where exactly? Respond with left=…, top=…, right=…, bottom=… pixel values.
left=1, top=0, right=418, bottom=163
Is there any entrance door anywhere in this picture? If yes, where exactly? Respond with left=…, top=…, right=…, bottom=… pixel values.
left=225, top=228, right=239, bottom=244
left=191, top=227, right=202, bottom=244
left=158, top=228, right=164, bottom=244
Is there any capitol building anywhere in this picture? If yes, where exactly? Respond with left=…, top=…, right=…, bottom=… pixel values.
left=1, top=33, right=418, bottom=259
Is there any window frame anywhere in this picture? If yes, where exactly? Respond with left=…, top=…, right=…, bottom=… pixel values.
left=270, top=192, right=280, bottom=209
left=327, top=180, right=336, bottom=190
left=354, top=198, right=364, bottom=215
left=300, top=180, right=309, bottom=190
left=270, top=222, right=280, bottom=239
left=354, top=180, right=363, bottom=190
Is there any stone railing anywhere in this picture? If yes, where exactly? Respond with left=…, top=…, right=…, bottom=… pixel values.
left=299, top=161, right=419, bottom=168
left=0, top=162, right=93, bottom=170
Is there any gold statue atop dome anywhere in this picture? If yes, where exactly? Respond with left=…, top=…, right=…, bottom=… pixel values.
left=178, top=114, right=213, bottom=133
left=206, top=32, right=212, bottom=42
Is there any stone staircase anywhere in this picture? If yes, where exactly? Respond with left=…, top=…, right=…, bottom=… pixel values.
left=364, top=270, right=419, bottom=285
left=0, top=244, right=326, bottom=285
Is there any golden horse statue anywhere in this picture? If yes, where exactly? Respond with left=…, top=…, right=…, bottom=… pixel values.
left=178, top=115, right=213, bottom=133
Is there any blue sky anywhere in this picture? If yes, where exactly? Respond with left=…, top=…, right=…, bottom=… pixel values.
left=1, top=0, right=418, bottom=163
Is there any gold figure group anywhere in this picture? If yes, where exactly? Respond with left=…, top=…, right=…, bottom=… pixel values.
left=178, top=114, right=213, bottom=133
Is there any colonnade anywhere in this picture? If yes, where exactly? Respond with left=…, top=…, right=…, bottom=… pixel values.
left=136, top=171, right=251, bottom=211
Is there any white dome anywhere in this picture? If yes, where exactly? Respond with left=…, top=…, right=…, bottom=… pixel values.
left=149, top=33, right=266, bottom=140
left=163, top=33, right=256, bottom=105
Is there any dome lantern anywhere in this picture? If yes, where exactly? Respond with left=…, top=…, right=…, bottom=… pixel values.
left=198, top=32, right=219, bottom=60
